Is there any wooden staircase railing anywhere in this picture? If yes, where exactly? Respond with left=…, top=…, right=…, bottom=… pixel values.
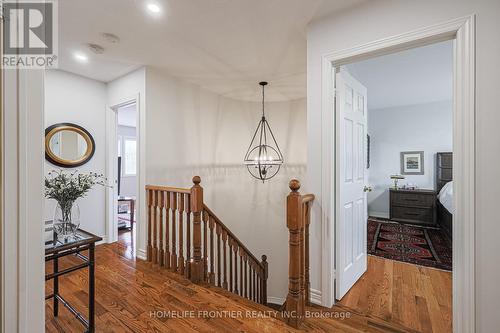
left=284, top=179, right=315, bottom=328
left=146, top=176, right=268, bottom=305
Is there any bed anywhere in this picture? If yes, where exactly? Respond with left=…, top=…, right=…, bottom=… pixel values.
left=436, top=152, right=453, bottom=239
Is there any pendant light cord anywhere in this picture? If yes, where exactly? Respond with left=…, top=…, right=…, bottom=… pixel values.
left=262, top=84, right=265, bottom=118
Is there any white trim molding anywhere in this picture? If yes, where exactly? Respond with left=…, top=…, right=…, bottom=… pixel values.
left=309, top=288, right=322, bottom=306
left=267, top=296, right=286, bottom=305
left=319, top=15, right=476, bottom=333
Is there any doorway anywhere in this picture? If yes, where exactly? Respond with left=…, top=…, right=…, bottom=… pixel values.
left=333, top=40, right=454, bottom=332
left=106, top=98, right=139, bottom=254
left=319, top=16, right=475, bottom=333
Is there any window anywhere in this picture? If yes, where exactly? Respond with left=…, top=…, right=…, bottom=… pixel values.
left=123, top=137, right=136, bottom=176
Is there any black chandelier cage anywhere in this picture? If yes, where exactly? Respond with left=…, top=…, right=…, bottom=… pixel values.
left=244, top=82, right=284, bottom=182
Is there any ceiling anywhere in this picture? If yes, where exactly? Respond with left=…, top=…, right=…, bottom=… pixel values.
left=346, top=40, right=453, bottom=110
left=117, top=103, right=137, bottom=127
left=58, top=0, right=366, bottom=102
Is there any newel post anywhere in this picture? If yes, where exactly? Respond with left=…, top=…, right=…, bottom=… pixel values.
left=285, top=179, right=304, bottom=328
left=261, top=255, right=268, bottom=305
left=189, top=176, right=204, bottom=283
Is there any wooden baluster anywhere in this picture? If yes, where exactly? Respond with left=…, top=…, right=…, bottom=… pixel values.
left=233, top=243, right=239, bottom=295
left=244, top=255, right=248, bottom=298
left=257, top=269, right=261, bottom=304
left=239, top=249, right=243, bottom=297
left=216, top=224, right=222, bottom=287
left=208, top=214, right=215, bottom=285
left=159, top=191, right=165, bottom=266
left=171, top=192, right=178, bottom=271
left=147, top=189, right=153, bottom=261
left=261, top=255, right=268, bottom=305
left=185, top=195, right=191, bottom=278
left=250, top=264, right=254, bottom=301
left=165, top=191, right=171, bottom=269
left=285, top=179, right=303, bottom=327
left=222, top=230, right=228, bottom=290
left=152, top=190, right=158, bottom=264
left=188, top=176, right=204, bottom=283
left=253, top=267, right=257, bottom=302
left=178, top=193, right=185, bottom=275
left=203, top=210, right=209, bottom=282
left=304, top=203, right=311, bottom=305
left=228, top=238, right=233, bottom=292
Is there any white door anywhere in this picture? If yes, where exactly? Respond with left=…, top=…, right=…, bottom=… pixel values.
left=335, top=69, right=368, bottom=300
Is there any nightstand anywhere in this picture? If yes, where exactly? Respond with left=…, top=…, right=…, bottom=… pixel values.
left=389, top=188, right=437, bottom=226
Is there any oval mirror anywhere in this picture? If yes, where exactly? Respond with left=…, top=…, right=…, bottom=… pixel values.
left=45, top=123, right=95, bottom=167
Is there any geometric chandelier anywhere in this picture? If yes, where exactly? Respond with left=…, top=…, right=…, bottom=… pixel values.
left=244, top=81, right=284, bottom=182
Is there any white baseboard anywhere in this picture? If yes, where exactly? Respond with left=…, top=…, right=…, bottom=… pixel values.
left=267, top=296, right=285, bottom=305
left=97, top=236, right=108, bottom=246
left=369, top=211, right=389, bottom=219
left=136, top=248, right=147, bottom=260
left=310, top=288, right=322, bottom=305
left=267, top=288, right=321, bottom=306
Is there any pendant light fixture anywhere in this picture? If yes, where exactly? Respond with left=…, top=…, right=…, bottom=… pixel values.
left=244, top=82, right=284, bottom=182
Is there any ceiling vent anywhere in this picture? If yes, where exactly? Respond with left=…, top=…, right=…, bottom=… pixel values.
left=101, top=33, right=120, bottom=44
left=87, top=43, right=105, bottom=54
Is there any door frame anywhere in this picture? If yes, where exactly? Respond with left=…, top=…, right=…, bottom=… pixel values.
left=106, top=95, right=141, bottom=244
left=320, top=15, right=476, bottom=332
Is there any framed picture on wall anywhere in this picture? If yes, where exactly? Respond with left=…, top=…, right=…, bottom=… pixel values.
left=400, top=151, right=424, bottom=175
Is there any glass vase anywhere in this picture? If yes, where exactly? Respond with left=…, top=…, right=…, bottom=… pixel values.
left=53, top=202, right=80, bottom=243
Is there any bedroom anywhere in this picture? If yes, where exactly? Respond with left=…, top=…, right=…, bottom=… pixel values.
left=335, top=40, right=454, bottom=331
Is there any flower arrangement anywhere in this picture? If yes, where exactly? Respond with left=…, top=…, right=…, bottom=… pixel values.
left=45, top=169, right=107, bottom=204
left=45, top=169, right=107, bottom=241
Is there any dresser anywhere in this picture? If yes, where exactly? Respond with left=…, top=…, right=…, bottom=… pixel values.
left=389, top=189, right=437, bottom=226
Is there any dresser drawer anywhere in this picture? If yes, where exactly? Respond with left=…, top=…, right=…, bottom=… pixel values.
left=391, top=206, right=434, bottom=224
left=391, top=192, right=435, bottom=208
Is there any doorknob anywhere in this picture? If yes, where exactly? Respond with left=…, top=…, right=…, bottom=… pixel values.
left=363, top=186, right=372, bottom=192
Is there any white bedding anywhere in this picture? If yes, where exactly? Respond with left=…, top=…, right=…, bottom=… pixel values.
left=438, top=181, right=454, bottom=214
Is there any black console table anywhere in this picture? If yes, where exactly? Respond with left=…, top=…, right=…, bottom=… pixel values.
left=45, top=229, right=102, bottom=333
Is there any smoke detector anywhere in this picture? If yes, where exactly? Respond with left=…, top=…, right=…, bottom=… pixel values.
left=101, top=33, right=120, bottom=44
left=87, top=43, right=105, bottom=54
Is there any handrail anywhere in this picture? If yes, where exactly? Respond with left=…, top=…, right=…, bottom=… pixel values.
left=146, top=176, right=268, bottom=305
left=145, top=184, right=191, bottom=194
left=202, top=204, right=264, bottom=269
left=284, top=179, right=315, bottom=328
left=301, top=194, right=315, bottom=204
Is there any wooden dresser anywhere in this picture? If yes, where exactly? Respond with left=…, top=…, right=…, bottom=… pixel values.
left=389, top=189, right=437, bottom=226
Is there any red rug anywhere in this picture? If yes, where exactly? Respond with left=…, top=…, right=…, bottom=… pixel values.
left=368, top=218, right=452, bottom=271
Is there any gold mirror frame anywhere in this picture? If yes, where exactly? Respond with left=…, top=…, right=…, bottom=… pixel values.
left=45, top=123, right=95, bottom=167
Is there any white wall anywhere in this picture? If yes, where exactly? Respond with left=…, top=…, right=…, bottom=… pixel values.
left=117, top=125, right=137, bottom=198
left=44, top=70, right=107, bottom=238
left=368, top=101, right=452, bottom=217
left=307, top=0, right=500, bottom=331
left=145, top=67, right=306, bottom=301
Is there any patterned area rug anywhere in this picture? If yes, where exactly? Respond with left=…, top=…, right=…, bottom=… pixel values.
left=368, top=218, right=452, bottom=271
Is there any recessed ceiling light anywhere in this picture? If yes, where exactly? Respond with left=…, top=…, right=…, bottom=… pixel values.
left=146, top=3, right=161, bottom=14
left=74, top=52, right=88, bottom=62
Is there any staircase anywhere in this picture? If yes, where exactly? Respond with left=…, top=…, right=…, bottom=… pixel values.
left=146, top=176, right=268, bottom=305
left=145, top=177, right=416, bottom=332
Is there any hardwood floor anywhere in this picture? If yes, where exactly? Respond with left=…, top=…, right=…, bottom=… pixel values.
left=338, top=255, right=452, bottom=333
left=45, top=230, right=416, bottom=333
